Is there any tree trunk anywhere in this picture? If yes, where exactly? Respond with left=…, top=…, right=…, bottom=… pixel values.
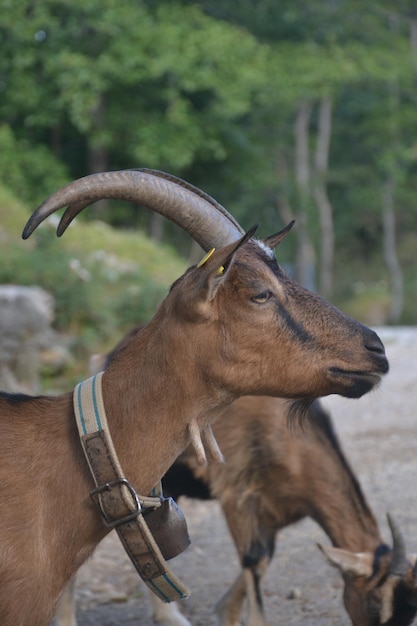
left=275, top=153, right=294, bottom=226
left=380, top=13, right=403, bottom=324
left=313, top=96, right=334, bottom=299
left=149, top=213, right=164, bottom=242
left=294, top=100, right=315, bottom=290
left=87, top=98, right=109, bottom=218
left=409, top=17, right=417, bottom=223
left=382, top=176, right=403, bottom=324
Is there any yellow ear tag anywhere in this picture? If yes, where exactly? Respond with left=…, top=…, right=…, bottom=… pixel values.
left=216, top=265, right=225, bottom=275
left=197, top=247, right=216, bottom=268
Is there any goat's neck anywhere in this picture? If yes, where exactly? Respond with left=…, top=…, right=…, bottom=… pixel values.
left=100, top=325, right=231, bottom=495
left=308, top=448, right=382, bottom=553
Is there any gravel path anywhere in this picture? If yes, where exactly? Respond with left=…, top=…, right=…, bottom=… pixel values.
left=59, top=327, right=417, bottom=626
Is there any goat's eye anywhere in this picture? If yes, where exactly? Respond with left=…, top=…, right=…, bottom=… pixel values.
left=251, top=291, right=272, bottom=304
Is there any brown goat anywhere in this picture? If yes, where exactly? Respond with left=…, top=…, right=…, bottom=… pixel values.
left=0, top=169, right=388, bottom=625
left=162, top=396, right=417, bottom=626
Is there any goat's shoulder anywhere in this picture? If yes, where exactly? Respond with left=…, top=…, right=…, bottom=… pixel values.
left=0, top=391, right=75, bottom=450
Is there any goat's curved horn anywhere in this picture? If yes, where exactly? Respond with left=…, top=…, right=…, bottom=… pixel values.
left=22, top=169, right=245, bottom=252
left=387, top=513, right=408, bottom=577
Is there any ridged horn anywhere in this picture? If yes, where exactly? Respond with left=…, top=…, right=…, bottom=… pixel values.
left=387, top=513, right=408, bottom=577
left=22, top=169, right=245, bottom=252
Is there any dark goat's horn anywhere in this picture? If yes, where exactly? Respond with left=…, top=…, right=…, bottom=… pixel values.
left=387, top=513, right=408, bottom=577
left=22, top=169, right=245, bottom=252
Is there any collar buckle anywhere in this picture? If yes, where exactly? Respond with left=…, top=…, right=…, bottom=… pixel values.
left=90, top=477, right=141, bottom=528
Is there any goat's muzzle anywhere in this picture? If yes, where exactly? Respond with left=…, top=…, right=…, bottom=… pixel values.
left=328, top=329, right=389, bottom=398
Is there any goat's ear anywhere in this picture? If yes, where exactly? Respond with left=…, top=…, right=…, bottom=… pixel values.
left=196, top=225, right=258, bottom=302
left=317, top=543, right=373, bottom=577
left=263, top=220, right=295, bottom=250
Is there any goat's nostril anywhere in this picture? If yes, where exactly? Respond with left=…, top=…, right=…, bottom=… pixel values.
left=365, top=333, right=386, bottom=356
left=363, top=331, right=389, bottom=374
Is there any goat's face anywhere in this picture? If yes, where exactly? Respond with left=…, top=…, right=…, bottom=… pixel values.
left=343, top=560, right=417, bottom=626
left=321, top=542, right=417, bottom=626
left=164, top=234, right=388, bottom=401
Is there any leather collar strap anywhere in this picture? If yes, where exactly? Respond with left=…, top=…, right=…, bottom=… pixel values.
left=73, top=372, right=190, bottom=603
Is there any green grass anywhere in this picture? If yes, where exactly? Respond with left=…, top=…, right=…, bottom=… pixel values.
left=0, top=185, right=32, bottom=237
left=0, top=183, right=187, bottom=389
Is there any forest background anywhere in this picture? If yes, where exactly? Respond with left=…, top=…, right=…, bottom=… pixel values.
left=1, top=0, right=417, bottom=384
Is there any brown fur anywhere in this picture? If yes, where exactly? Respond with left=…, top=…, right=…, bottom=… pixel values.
left=0, top=232, right=388, bottom=625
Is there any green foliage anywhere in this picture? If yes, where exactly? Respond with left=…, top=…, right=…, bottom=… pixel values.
left=0, top=227, right=179, bottom=333
left=0, top=182, right=31, bottom=236
left=0, top=182, right=186, bottom=383
left=0, top=237, right=91, bottom=330
left=0, top=0, right=269, bottom=176
left=20, top=221, right=184, bottom=335
left=0, top=125, right=70, bottom=205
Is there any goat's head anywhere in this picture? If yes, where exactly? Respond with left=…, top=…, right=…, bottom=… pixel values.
left=22, top=168, right=388, bottom=401
left=319, top=515, right=417, bottom=626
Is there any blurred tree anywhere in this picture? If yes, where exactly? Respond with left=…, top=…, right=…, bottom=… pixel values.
left=0, top=0, right=269, bottom=229
left=1, top=0, right=417, bottom=321
left=190, top=0, right=416, bottom=311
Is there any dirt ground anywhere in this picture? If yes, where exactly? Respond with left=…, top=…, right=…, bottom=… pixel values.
left=59, top=326, right=417, bottom=626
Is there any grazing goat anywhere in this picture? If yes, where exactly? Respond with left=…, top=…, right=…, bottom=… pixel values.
left=1, top=169, right=388, bottom=626
left=164, top=396, right=417, bottom=626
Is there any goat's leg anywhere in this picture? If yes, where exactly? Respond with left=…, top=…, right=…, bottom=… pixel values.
left=148, top=589, right=192, bottom=626
left=215, top=494, right=275, bottom=626
left=215, top=571, right=246, bottom=626
left=53, top=577, right=77, bottom=626
left=220, top=500, right=275, bottom=626
left=243, top=555, right=270, bottom=626
left=215, top=559, right=271, bottom=626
